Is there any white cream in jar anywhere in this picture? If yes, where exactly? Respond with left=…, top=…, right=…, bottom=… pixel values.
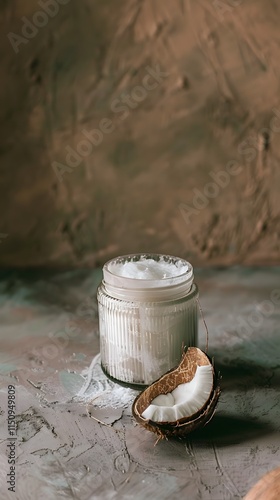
left=97, top=254, right=198, bottom=385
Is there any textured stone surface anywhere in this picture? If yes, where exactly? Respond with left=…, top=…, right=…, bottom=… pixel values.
left=0, top=0, right=280, bottom=267
left=0, top=267, right=279, bottom=499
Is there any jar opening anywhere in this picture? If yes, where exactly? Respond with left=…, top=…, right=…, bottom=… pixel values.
left=102, top=254, right=194, bottom=301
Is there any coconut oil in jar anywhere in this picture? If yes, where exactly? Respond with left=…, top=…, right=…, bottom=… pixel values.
left=97, top=254, right=198, bottom=385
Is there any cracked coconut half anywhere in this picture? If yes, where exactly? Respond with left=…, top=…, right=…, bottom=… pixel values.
left=132, top=347, right=221, bottom=439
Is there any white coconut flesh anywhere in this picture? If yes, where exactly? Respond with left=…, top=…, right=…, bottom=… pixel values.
left=141, top=365, right=213, bottom=422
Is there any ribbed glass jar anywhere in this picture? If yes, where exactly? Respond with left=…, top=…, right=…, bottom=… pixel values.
left=97, top=254, right=198, bottom=385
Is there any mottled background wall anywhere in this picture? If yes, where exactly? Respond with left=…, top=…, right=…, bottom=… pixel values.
left=0, top=0, right=280, bottom=268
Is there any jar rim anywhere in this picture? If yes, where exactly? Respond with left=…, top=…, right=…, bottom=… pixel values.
left=103, top=253, right=194, bottom=295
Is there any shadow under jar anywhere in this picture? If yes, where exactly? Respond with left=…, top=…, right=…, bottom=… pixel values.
left=97, top=254, right=198, bottom=386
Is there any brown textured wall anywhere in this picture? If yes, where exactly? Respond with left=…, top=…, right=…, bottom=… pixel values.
left=0, top=0, right=280, bottom=267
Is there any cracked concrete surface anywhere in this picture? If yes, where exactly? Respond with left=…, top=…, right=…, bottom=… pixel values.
left=0, top=268, right=279, bottom=499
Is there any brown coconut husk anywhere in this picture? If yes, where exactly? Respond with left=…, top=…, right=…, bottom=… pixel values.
left=132, top=347, right=221, bottom=439
left=244, top=467, right=280, bottom=500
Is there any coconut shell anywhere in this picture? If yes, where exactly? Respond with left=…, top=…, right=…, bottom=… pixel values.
left=244, top=467, right=280, bottom=500
left=132, top=347, right=221, bottom=438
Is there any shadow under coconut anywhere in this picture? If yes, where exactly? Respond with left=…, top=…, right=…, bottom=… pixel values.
left=211, top=358, right=280, bottom=391
left=185, top=414, right=275, bottom=447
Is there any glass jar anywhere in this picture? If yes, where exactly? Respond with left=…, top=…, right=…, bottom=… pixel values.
left=97, top=254, right=198, bottom=385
